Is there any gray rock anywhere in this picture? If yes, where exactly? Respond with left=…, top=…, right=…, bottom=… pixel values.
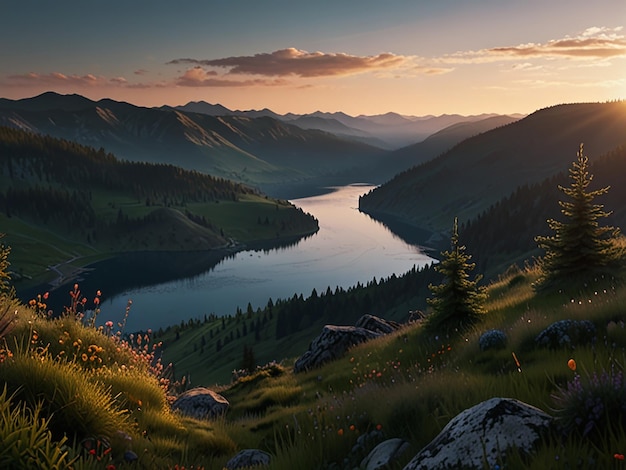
left=224, top=449, right=271, bottom=469
left=294, top=325, right=381, bottom=373
left=403, top=397, right=553, bottom=470
left=355, top=314, right=401, bottom=335
left=170, top=387, right=229, bottom=420
left=361, top=438, right=411, bottom=470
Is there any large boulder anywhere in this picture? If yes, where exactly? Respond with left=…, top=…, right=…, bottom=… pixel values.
left=170, top=387, right=229, bottom=420
left=224, top=449, right=271, bottom=469
left=355, top=314, right=402, bottom=335
left=403, top=397, right=553, bottom=470
left=294, top=325, right=381, bottom=373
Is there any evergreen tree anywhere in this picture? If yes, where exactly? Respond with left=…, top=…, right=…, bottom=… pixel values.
left=426, top=218, right=486, bottom=331
left=534, top=144, right=622, bottom=291
left=240, top=344, right=255, bottom=373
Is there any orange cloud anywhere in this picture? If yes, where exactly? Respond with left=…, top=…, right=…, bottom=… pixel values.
left=168, top=48, right=409, bottom=77
left=443, top=26, right=626, bottom=63
left=175, top=66, right=288, bottom=87
left=6, top=72, right=112, bottom=86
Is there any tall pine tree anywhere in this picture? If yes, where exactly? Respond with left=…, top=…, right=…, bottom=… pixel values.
left=534, top=144, right=622, bottom=291
left=426, top=218, right=486, bottom=331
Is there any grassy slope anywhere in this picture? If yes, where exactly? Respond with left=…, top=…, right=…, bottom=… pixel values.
left=6, top=261, right=624, bottom=468
left=213, top=265, right=626, bottom=469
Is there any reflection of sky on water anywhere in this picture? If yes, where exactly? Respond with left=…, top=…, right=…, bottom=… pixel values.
left=99, top=185, right=435, bottom=331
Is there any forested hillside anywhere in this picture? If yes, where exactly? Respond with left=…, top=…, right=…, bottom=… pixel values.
left=359, top=101, right=626, bottom=233
left=461, top=144, right=626, bottom=278
left=0, top=126, right=318, bottom=285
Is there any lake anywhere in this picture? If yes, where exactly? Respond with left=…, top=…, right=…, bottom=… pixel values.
left=38, top=184, right=435, bottom=331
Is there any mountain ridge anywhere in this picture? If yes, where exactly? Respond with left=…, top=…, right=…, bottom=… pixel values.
left=359, top=100, right=626, bottom=234
left=0, top=92, right=390, bottom=189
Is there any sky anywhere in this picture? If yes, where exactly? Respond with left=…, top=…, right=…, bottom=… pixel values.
left=1, top=0, right=625, bottom=116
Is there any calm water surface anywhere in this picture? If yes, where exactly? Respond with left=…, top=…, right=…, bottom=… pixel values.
left=82, top=184, right=435, bottom=331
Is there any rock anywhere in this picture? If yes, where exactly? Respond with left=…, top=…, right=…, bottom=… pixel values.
left=170, top=387, right=229, bottom=420
left=224, top=449, right=271, bottom=469
left=294, top=325, right=382, bottom=373
left=361, top=438, right=411, bottom=470
left=123, top=450, right=138, bottom=463
left=403, top=397, right=553, bottom=470
left=355, top=314, right=402, bottom=335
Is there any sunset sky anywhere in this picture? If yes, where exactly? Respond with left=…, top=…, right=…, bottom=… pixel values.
left=2, top=0, right=625, bottom=116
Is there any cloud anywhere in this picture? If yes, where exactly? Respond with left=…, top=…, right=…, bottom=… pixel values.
left=411, top=65, right=454, bottom=75
left=442, top=26, right=626, bottom=64
left=134, top=69, right=149, bottom=76
left=168, top=48, right=410, bottom=77
left=5, top=72, right=132, bottom=88
left=6, top=72, right=111, bottom=86
left=175, top=67, right=288, bottom=87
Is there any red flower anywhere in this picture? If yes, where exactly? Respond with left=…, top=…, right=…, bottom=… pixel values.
left=615, top=453, right=625, bottom=460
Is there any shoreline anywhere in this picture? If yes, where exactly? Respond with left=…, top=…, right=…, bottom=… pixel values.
left=14, top=227, right=319, bottom=300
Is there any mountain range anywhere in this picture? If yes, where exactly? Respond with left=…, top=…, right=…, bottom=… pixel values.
left=0, top=92, right=520, bottom=197
left=172, top=100, right=523, bottom=149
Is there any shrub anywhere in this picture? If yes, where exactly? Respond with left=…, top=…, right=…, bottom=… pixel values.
left=479, top=329, right=508, bottom=351
left=535, top=319, right=596, bottom=349
left=551, top=365, right=626, bottom=440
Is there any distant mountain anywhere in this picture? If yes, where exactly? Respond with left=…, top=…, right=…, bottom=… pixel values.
left=170, top=100, right=234, bottom=116
left=359, top=101, right=626, bottom=234
left=0, top=92, right=389, bottom=190
left=355, top=111, right=417, bottom=126
left=0, top=91, right=95, bottom=112
left=174, top=100, right=523, bottom=149
left=376, top=115, right=520, bottom=179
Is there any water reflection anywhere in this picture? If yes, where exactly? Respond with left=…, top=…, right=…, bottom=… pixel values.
left=24, top=184, right=434, bottom=331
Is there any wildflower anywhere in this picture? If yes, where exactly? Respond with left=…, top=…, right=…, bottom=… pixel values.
left=349, top=424, right=355, bottom=431
left=81, top=353, right=88, bottom=362
left=337, top=428, right=344, bottom=436
left=568, top=359, right=577, bottom=371
left=615, top=453, right=625, bottom=460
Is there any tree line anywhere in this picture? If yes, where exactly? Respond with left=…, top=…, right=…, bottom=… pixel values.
left=0, top=125, right=257, bottom=206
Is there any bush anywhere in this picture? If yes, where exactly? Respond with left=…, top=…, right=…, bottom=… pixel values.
left=552, top=365, right=626, bottom=440
left=535, top=319, right=596, bottom=349
left=479, top=329, right=508, bottom=351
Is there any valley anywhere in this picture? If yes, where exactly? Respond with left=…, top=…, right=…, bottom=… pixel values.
left=1, top=93, right=626, bottom=470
